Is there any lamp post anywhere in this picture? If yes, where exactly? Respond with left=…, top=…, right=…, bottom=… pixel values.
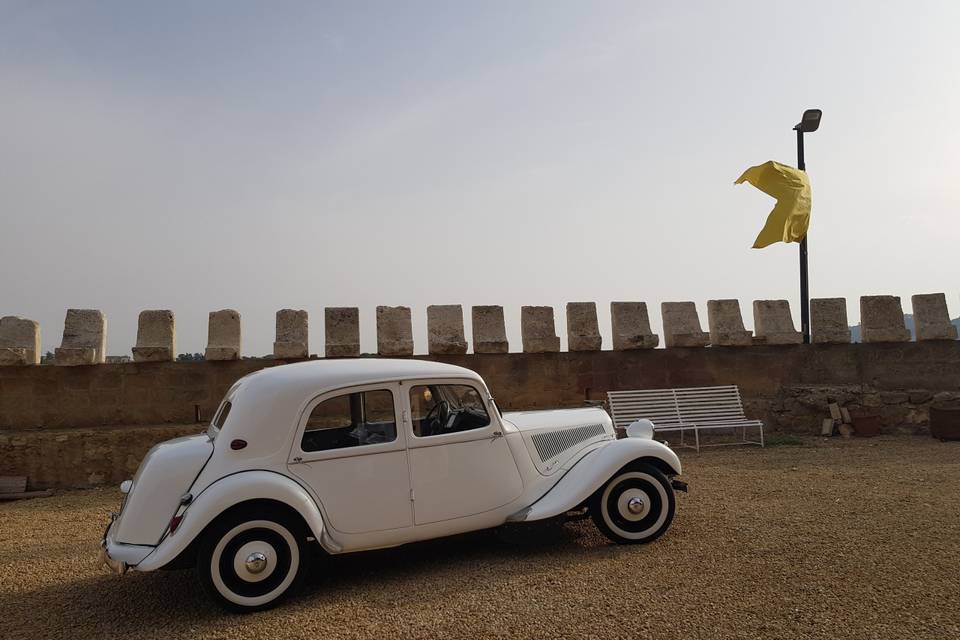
left=793, top=109, right=821, bottom=344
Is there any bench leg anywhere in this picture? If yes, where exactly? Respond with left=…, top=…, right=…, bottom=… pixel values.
left=695, top=428, right=700, bottom=453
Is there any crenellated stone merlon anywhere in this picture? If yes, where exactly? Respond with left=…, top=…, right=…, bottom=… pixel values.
left=662, top=302, right=709, bottom=348
left=567, top=302, right=602, bottom=351
left=472, top=306, right=508, bottom=354
left=0, top=316, right=41, bottom=366
left=811, top=298, right=851, bottom=344
left=521, top=306, right=560, bottom=353
left=427, top=305, right=467, bottom=355
left=274, top=309, right=308, bottom=359
left=707, top=299, right=752, bottom=346
left=55, top=309, right=106, bottom=366
left=753, top=300, right=802, bottom=345
left=611, top=302, right=658, bottom=350
left=205, top=309, right=241, bottom=360
left=377, top=306, right=413, bottom=356
left=860, top=296, right=910, bottom=343
left=912, top=293, right=957, bottom=341
left=132, top=310, right=176, bottom=362
left=325, top=307, right=360, bottom=358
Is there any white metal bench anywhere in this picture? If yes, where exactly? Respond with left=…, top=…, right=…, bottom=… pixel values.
left=607, top=385, right=764, bottom=452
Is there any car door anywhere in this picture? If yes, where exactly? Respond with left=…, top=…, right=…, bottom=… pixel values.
left=405, top=379, right=523, bottom=525
left=288, top=382, right=413, bottom=534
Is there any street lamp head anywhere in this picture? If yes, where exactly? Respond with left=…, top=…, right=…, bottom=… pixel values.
left=794, top=109, right=822, bottom=133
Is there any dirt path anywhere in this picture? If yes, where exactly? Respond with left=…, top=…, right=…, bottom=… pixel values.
left=2, top=436, right=958, bottom=639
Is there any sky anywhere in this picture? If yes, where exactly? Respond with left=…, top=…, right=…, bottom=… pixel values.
left=2, top=0, right=959, bottom=356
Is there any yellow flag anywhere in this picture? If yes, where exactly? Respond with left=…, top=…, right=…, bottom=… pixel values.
left=735, top=160, right=811, bottom=248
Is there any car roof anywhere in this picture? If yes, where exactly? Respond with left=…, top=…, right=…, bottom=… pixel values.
left=238, top=358, right=484, bottom=399
left=216, top=359, right=489, bottom=461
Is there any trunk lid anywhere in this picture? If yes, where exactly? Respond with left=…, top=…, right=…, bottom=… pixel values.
left=113, top=433, right=213, bottom=546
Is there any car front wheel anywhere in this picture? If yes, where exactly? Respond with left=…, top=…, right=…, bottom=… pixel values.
left=590, top=462, right=675, bottom=544
left=197, top=506, right=308, bottom=612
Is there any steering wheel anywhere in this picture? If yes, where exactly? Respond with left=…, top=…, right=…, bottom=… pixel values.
left=423, top=400, right=451, bottom=435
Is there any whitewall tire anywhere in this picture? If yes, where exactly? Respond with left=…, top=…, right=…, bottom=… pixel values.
left=197, top=507, right=308, bottom=612
left=590, top=463, right=675, bottom=544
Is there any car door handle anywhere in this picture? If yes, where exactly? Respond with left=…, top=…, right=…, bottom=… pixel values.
left=490, top=431, right=503, bottom=440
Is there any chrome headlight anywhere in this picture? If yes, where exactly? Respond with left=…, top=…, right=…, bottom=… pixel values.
left=626, top=419, right=655, bottom=440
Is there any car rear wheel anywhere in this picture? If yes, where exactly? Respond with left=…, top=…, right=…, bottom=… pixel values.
left=590, top=462, right=675, bottom=544
left=197, top=506, right=308, bottom=612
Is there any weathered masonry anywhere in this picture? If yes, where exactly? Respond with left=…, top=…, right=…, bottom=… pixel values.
left=3, top=295, right=949, bottom=366
left=1, top=294, right=957, bottom=489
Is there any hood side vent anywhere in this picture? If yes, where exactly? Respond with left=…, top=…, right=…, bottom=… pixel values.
left=531, top=423, right=606, bottom=463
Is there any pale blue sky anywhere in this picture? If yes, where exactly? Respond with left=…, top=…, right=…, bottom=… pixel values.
left=2, top=1, right=958, bottom=355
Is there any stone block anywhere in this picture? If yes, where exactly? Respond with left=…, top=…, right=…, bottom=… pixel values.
left=273, top=309, right=308, bottom=359
left=610, top=302, right=658, bottom=350
left=427, top=305, right=467, bottom=355
left=325, top=307, right=360, bottom=358
left=0, top=347, right=29, bottom=366
left=752, top=300, right=802, bottom=345
left=860, top=296, right=910, bottom=343
left=472, top=306, right=508, bottom=354
left=566, top=302, right=602, bottom=351
left=912, top=293, right=958, bottom=341
left=132, top=310, right=176, bottom=362
left=661, top=302, right=710, bottom=348
left=521, top=306, right=560, bottom=353
left=0, top=316, right=40, bottom=365
left=377, top=306, right=413, bottom=356
left=707, top=299, right=753, bottom=346
left=204, top=309, right=241, bottom=360
left=55, top=309, right=106, bottom=366
left=811, top=298, right=851, bottom=344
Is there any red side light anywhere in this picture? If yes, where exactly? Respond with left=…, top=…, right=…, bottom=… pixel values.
left=230, top=439, right=247, bottom=450
left=169, top=514, right=183, bottom=533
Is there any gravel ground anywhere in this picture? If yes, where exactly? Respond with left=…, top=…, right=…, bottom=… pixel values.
left=1, top=436, right=958, bottom=639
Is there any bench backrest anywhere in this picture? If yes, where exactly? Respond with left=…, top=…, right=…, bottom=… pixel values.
left=607, top=385, right=747, bottom=430
left=674, top=386, right=747, bottom=425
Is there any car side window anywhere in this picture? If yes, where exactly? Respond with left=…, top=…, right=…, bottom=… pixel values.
left=409, top=384, right=491, bottom=437
left=301, top=389, right=397, bottom=452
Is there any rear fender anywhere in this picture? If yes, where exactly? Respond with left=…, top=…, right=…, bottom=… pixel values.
left=512, top=438, right=681, bottom=522
left=134, top=470, right=328, bottom=571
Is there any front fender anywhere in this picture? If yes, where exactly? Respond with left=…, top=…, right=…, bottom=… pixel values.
left=512, top=438, right=681, bottom=522
left=134, top=470, right=327, bottom=571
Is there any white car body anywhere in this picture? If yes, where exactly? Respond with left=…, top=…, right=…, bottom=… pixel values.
left=101, top=359, right=683, bottom=610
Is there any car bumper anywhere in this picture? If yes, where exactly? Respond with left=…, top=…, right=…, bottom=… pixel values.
left=99, top=512, right=155, bottom=574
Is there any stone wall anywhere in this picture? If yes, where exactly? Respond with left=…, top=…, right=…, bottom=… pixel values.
left=2, top=341, right=959, bottom=488
left=2, top=294, right=957, bottom=488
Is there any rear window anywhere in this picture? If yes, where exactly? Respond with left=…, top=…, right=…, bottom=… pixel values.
left=207, top=398, right=234, bottom=440
left=213, top=401, right=232, bottom=429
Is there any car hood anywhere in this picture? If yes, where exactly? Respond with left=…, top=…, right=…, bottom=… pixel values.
left=503, top=407, right=616, bottom=476
left=502, top=407, right=614, bottom=434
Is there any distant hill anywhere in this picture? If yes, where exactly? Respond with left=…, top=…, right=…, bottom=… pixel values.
left=850, top=314, right=960, bottom=342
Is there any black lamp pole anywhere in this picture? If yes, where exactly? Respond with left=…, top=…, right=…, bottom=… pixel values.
left=793, top=109, right=821, bottom=344
left=797, top=128, right=809, bottom=344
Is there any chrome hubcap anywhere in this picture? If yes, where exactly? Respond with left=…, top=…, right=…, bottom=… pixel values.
left=233, top=541, right=276, bottom=582
left=617, top=487, right=652, bottom=521
left=245, top=552, right=267, bottom=574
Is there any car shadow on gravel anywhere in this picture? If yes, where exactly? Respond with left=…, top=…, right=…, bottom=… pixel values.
left=0, top=521, right=633, bottom=634
left=295, top=519, right=633, bottom=605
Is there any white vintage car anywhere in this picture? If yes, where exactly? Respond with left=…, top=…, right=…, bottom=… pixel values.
left=101, top=359, right=685, bottom=611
